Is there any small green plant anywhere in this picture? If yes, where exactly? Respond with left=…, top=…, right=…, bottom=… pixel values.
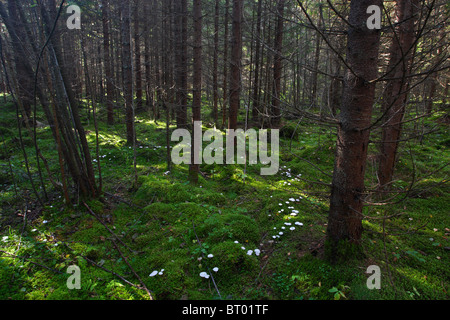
left=272, top=273, right=294, bottom=298
left=192, top=243, right=210, bottom=256
left=329, top=285, right=350, bottom=300
left=406, top=287, right=421, bottom=299
left=405, top=250, right=426, bottom=263
left=83, top=279, right=98, bottom=293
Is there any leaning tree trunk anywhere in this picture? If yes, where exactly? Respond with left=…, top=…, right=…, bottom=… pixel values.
left=2, top=0, right=34, bottom=118
left=378, top=0, right=418, bottom=189
left=326, top=0, right=382, bottom=263
left=40, top=2, right=98, bottom=199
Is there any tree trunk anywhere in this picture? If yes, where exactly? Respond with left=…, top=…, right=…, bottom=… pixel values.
left=134, top=0, right=143, bottom=112
left=102, top=0, right=114, bottom=125
left=425, top=28, right=445, bottom=114
left=143, top=0, right=153, bottom=112
left=378, top=0, right=418, bottom=189
left=121, top=1, right=135, bottom=145
left=326, top=0, right=382, bottom=262
left=37, top=1, right=98, bottom=199
left=271, top=0, right=285, bottom=128
left=174, top=0, right=188, bottom=128
left=228, top=0, right=243, bottom=132
left=213, top=0, right=220, bottom=126
left=189, top=0, right=202, bottom=184
left=221, top=0, right=230, bottom=129
left=251, top=0, right=263, bottom=123
left=311, top=3, right=323, bottom=108
left=3, top=0, right=33, bottom=118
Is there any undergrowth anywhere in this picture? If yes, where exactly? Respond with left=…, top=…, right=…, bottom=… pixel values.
left=0, top=97, right=448, bottom=300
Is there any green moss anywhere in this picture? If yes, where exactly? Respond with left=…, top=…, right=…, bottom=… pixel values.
left=69, top=218, right=110, bottom=245
left=197, top=213, right=260, bottom=246
left=0, top=103, right=448, bottom=301
left=191, top=189, right=227, bottom=206
left=210, top=241, right=259, bottom=278
left=324, top=239, right=365, bottom=264
left=143, top=202, right=176, bottom=222
left=135, top=176, right=193, bottom=204
left=280, top=123, right=300, bottom=140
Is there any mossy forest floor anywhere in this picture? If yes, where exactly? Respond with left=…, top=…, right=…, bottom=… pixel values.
left=0, top=96, right=449, bottom=300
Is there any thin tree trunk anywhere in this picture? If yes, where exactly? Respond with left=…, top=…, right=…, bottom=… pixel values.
left=143, top=0, right=152, bottom=112
left=189, top=0, right=202, bottom=184
left=3, top=0, right=33, bottom=118
left=213, top=0, right=220, bottom=126
left=228, top=0, right=243, bottom=132
left=0, top=36, right=43, bottom=205
left=175, top=0, right=188, bottom=128
left=378, top=0, right=418, bottom=189
left=41, top=2, right=98, bottom=199
left=251, top=0, right=263, bottom=123
left=425, top=28, right=445, bottom=114
left=134, top=0, right=143, bottom=112
left=102, top=0, right=114, bottom=125
left=311, top=3, right=323, bottom=108
left=121, top=1, right=135, bottom=145
left=221, top=0, right=230, bottom=129
left=271, top=0, right=285, bottom=128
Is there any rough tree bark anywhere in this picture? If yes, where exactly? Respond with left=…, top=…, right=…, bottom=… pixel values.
left=378, top=0, right=418, bottom=189
left=326, top=0, right=382, bottom=262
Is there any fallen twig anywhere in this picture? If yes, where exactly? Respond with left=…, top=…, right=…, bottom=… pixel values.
left=83, top=201, right=134, bottom=253
left=81, top=254, right=141, bottom=289
left=0, top=249, right=63, bottom=274
left=110, top=240, right=154, bottom=300
left=192, top=222, right=222, bottom=299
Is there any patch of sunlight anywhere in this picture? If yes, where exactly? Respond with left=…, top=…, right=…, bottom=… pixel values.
left=396, top=266, right=441, bottom=292
left=362, top=220, right=384, bottom=233
left=87, top=132, right=125, bottom=147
